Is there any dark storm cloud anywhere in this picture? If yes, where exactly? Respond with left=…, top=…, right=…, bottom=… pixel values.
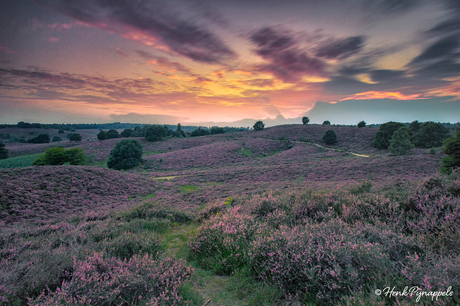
left=410, top=35, right=460, bottom=64
left=37, top=0, right=235, bottom=63
left=315, top=36, right=365, bottom=59
left=337, top=66, right=369, bottom=76
left=413, top=59, right=460, bottom=78
left=249, top=27, right=326, bottom=82
left=369, top=69, right=405, bottom=82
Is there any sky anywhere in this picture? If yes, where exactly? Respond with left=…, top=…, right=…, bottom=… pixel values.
left=0, top=0, right=459, bottom=126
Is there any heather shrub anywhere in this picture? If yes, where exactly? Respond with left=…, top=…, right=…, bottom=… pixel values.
left=103, top=232, right=162, bottom=260
left=388, top=126, right=414, bottom=155
left=120, top=202, right=193, bottom=224
left=189, top=207, right=255, bottom=274
left=32, top=253, right=193, bottom=306
left=107, top=139, right=143, bottom=170
left=323, top=129, right=338, bottom=145
left=372, top=121, right=406, bottom=149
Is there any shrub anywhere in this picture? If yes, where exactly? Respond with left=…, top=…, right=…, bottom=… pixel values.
left=51, top=136, right=62, bottom=142
left=97, top=130, right=107, bottom=140
left=58, top=129, right=64, bottom=134
left=32, top=253, right=193, bottom=306
left=32, top=147, right=86, bottom=165
left=107, top=139, right=143, bottom=170
left=0, top=141, right=8, bottom=159
left=145, top=125, right=167, bottom=141
left=105, top=129, right=120, bottom=139
left=190, top=127, right=210, bottom=137
left=253, top=121, right=265, bottom=131
left=388, top=126, right=414, bottom=155
left=302, top=117, right=309, bottom=125
left=27, top=133, right=50, bottom=144
left=322, top=120, right=331, bottom=126
left=210, top=126, right=225, bottom=134
left=358, top=120, right=366, bottom=128
left=440, top=126, right=460, bottom=174
left=103, top=232, right=162, bottom=260
left=372, top=121, right=406, bottom=149
left=409, top=120, right=420, bottom=133
left=68, top=133, right=82, bottom=142
left=411, top=121, right=450, bottom=148
left=323, top=129, right=337, bottom=145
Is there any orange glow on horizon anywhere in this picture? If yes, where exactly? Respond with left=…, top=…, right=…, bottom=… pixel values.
left=341, top=91, right=425, bottom=101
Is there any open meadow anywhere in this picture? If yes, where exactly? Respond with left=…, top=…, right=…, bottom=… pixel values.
left=1, top=124, right=459, bottom=305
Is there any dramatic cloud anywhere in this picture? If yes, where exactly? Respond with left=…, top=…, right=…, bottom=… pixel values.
left=315, top=36, right=365, bottom=59
left=369, top=69, right=405, bottom=82
left=250, top=27, right=326, bottom=82
left=37, top=0, right=236, bottom=63
left=410, top=34, right=460, bottom=64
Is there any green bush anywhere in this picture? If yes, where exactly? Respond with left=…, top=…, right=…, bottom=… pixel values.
left=388, top=126, right=414, bottom=155
left=440, top=126, right=460, bottom=174
left=323, top=129, right=337, bottom=145
left=97, top=130, right=107, bottom=140
left=51, top=136, right=62, bottom=142
left=105, top=129, right=120, bottom=139
left=120, top=128, right=133, bottom=137
left=107, top=139, right=143, bottom=170
left=68, top=133, right=82, bottom=142
left=372, top=121, right=406, bottom=149
left=32, top=147, right=86, bottom=165
left=27, top=133, right=50, bottom=144
left=0, top=140, right=8, bottom=159
left=253, top=121, right=265, bottom=131
left=411, top=121, right=450, bottom=148
left=145, top=125, right=168, bottom=141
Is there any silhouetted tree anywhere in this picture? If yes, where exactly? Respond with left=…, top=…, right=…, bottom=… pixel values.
left=357, top=121, right=366, bottom=128
left=27, top=133, right=50, bottom=144
left=389, top=127, right=414, bottom=155
left=323, top=129, right=337, bottom=145
left=69, top=133, right=82, bottom=142
left=302, top=117, right=310, bottom=125
left=0, top=141, right=8, bottom=159
left=52, top=136, right=62, bottom=142
left=253, top=121, right=265, bottom=131
left=322, top=120, right=331, bottom=126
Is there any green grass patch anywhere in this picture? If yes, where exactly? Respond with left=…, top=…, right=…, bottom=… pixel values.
left=0, top=153, right=41, bottom=169
left=237, top=147, right=254, bottom=157
left=180, top=185, right=199, bottom=193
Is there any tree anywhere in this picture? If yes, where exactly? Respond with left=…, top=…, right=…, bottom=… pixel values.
left=323, top=129, right=337, bottom=145
left=176, top=123, right=186, bottom=138
left=145, top=125, right=167, bottom=141
left=302, top=117, right=309, bottom=125
left=210, top=126, right=225, bottom=134
left=253, top=121, right=265, bottom=131
left=33, top=147, right=86, bottom=165
left=0, top=141, right=8, bottom=159
left=190, top=127, right=210, bottom=137
left=322, top=120, right=331, bottom=126
left=409, top=120, right=420, bottom=133
left=121, top=129, right=133, bottom=137
left=27, top=133, right=50, bottom=144
left=411, top=121, right=450, bottom=148
left=357, top=121, right=366, bottom=128
left=106, top=129, right=121, bottom=139
left=58, top=129, right=65, bottom=134
left=52, top=136, right=62, bottom=142
left=388, top=127, right=414, bottom=155
left=107, top=139, right=143, bottom=170
left=440, top=126, right=460, bottom=174
left=69, top=133, right=82, bottom=142
left=97, top=130, right=107, bottom=140
left=372, top=121, right=406, bottom=149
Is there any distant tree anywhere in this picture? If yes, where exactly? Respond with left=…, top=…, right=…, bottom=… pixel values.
left=107, top=139, right=143, bottom=170
left=97, top=130, right=107, bottom=140
left=52, top=136, right=62, bottom=142
left=411, top=122, right=450, bottom=148
left=302, top=117, right=310, bottom=125
left=0, top=141, right=8, bottom=159
left=190, top=127, right=210, bottom=137
left=440, top=126, right=460, bottom=174
left=106, top=129, right=121, bottom=139
left=69, top=133, right=82, bottom=142
left=409, top=120, right=421, bottom=133
left=121, top=129, right=133, bottom=137
left=372, top=121, right=406, bottom=149
left=27, top=133, right=50, bottom=144
left=176, top=123, right=186, bottom=138
left=322, top=120, right=331, bottom=126
left=145, top=125, right=167, bottom=141
left=357, top=121, right=366, bottom=128
left=210, top=126, right=225, bottom=134
left=33, top=147, right=86, bottom=166
left=388, top=127, right=414, bottom=155
left=323, top=129, right=337, bottom=145
left=253, top=121, right=265, bottom=131
left=58, top=129, right=65, bottom=134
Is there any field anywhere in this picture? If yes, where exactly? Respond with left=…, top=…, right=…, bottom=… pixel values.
left=1, top=124, right=459, bottom=305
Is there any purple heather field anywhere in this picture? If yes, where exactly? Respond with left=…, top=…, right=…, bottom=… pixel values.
left=1, top=124, right=459, bottom=305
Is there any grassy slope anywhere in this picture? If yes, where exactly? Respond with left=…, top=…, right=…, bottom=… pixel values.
left=1, top=124, right=456, bottom=305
